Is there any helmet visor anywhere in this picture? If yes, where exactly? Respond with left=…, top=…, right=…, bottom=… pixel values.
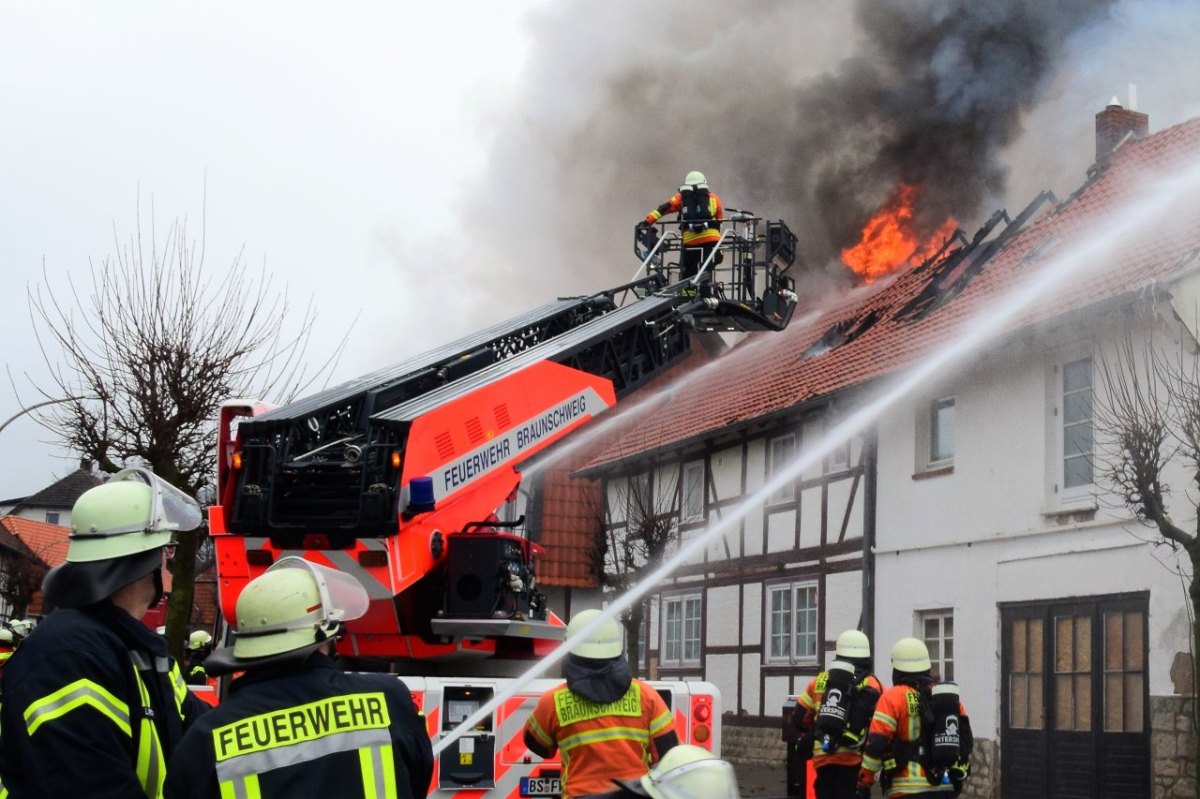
left=267, top=557, right=370, bottom=625
left=92, top=467, right=203, bottom=536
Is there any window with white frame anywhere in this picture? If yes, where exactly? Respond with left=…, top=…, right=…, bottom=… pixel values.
left=682, top=461, right=704, bottom=522
left=769, top=433, right=797, bottom=503
left=919, top=609, right=955, bottom=681
left=662, top=593, right=702, bottom=667
left=1061, top=357, right=1094, bottom=490
left=929, top=397, right=955, bottom=465
left=766, top=580, right=818, bottom=665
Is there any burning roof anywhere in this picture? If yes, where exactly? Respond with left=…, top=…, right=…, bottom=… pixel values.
left=580, top=114, right=1200, bottom=472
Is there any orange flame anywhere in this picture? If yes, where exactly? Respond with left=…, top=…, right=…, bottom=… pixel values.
left=841, top=184, right=957, bottom=283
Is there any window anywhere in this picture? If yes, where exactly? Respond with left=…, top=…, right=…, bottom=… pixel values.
left=769, top=433, right=796, bottom=503
left=682, top=461, right=704, bottom=521
left=1062, top=358, right=1093, bottom=490
left=920, top=609, right=955, bottom=681
left=1103, top=610, right=1144, bottom=732
left=766, top=580, right=818, bottom=664
left=929, top=398, right=955, bottom=465
left=44, top=511, right=60, bottom=525
left=662, top=593, right=702, bottom=667
left=627, top=472, right=652, bottom=523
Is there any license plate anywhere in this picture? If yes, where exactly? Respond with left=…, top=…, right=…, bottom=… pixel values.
left=519, top=776, right=561, bottom=797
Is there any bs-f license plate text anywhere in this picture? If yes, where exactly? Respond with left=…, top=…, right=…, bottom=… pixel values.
left=519, top=776, right=560, bottom=797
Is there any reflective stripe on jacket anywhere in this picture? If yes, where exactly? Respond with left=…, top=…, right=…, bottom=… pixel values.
left=645, top=192, right=724, bottom=247
left=0, top=602, right=208, bottom=798
left=524, top=679, right=674, bottom=799
left=161, top=654, right=433, bottom=799
left=860, top=684, right=965, bottom=797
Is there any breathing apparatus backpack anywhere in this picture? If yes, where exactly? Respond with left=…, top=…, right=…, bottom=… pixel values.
left=919, top=682, right=973, bottom=788
left=679, top=185, right=713, bottom=233
left=814, top=660, right=880, bottom=754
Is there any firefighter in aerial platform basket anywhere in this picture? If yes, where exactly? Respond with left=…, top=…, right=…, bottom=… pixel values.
left=524, top=608, right=680, bottom=799
left=857, top=638, right=972, bottom=799
left=789, top=629, right=883, bottom=799
left=641, top=170, right=726, bottom=289
left=162, top=557, right=433, bottom=799
left=0, top=467, right=211, bottom=798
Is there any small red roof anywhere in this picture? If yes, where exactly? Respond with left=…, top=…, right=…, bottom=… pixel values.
left=1, top=516, right=69, bottom=567
left=583, top=116, right=1200, bottom=468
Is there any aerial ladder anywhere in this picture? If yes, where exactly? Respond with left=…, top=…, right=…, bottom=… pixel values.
left=210, top=214, right=799, bottom=663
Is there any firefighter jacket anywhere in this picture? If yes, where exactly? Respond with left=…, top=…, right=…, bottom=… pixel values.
left=0, top=601, right=209, bottom=798
left=645, top=191, right=724, bottom=248
left=859, top=683, right=967, bottom=797
left=162, top=653, right=433, bottom=799
left=524, top=656, right=677, bottom=799
left=795, top=669, right=883, bottom=768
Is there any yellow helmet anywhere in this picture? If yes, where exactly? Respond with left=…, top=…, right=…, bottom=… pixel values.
left=891, top=637, right=932, bottom=673
left=187, top=630, right=214, bottom=651
left=835, top=629, right=871, bottom=659
left=640, top=745, right=739, bottom=799
left=205, top=557, right=369, bottom=674
left=566, top=609, right=623, bottom=660
left=43, top=468, right=201, bottom=609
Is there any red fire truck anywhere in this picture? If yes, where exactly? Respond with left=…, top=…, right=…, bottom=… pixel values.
left=208, top=216, right=798, bottom=797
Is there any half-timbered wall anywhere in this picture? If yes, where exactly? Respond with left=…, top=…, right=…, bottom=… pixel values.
left=598, top=409, right=872, bottom=721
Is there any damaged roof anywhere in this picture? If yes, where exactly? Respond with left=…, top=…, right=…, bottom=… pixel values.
left=581, top=115, right=1200, bottom=471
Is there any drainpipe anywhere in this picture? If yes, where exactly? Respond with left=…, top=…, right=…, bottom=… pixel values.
left=862, top=427, right=878, bottom=643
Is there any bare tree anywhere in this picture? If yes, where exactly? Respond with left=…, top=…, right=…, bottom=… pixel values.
left=23, top=201, right=342, bottom=659
left=1094, top=329, right=1200, bottom=781
left=585, top=465, right=681, bottom=677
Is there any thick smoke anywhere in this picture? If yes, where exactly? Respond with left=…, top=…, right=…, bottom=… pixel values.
left=386, top=0, right=1199, bottom=345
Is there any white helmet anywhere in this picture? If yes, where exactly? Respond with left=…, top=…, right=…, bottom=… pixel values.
left=187, top=630, right=214, bottom=651
left=566, top=609, right=623, bottom=660
left=43, top=468, right=202, bottom=609
left=639, top=745, right=739, bottom=799
left=683, top=171, right=707, bottom=188
left=891, top=637, right=932, bottom=673
left=8, top=619, right=34, bottom=638
left=205, top=557, right=369, bottom=674
left=835, top=629, right=871, bottom=660
left=0, top=629, right=13, bottom=644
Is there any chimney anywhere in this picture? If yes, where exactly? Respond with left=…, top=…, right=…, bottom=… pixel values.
left=80, top=457, right=93, bottom=472
left=1095, top=97, right=1149, bottom=162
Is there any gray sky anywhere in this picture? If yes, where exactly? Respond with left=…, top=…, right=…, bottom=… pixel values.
left=2, top=1, right=1199, bottom=500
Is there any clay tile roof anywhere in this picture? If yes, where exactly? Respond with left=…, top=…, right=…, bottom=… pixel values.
left=582, top=115, right=1200, bottom=470
left=0, top=516, right=67, bottom=566
left=19, top=469, right=102, bottom=509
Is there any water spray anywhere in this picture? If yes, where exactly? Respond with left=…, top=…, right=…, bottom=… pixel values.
left=433, top=156, right=1200, bottom=756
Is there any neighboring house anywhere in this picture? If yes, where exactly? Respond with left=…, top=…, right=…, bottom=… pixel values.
left=554, top=105, right=1199, bottom=799
left=0, top=460, right=102, bottom=527
left=0, top=516, right=61, bottom=619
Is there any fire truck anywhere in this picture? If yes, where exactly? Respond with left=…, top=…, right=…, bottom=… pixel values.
left=208, top=214, right=799, bottom=797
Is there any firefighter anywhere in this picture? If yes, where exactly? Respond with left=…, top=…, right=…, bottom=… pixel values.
left=162, top=556, right=434, bottom=799
left=857, top=638, right=972, bottom=798
left=0, top=628, right=15, bottom=671
left=643, top=170, right=725, bottom=286
left=791, top=629, right=883, bottom=799
left=585, top=744, right=741, bottom=799
left=524, top=609, right=679, bottom=799
left=0, top=467, right=211, bottom=798
left=184, top=629, right=213, bottom=685
left=7, top=618, right=34, bottom=642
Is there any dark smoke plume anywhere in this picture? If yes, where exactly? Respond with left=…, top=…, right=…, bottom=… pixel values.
left=388, top=0, right=1198, bottom=348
